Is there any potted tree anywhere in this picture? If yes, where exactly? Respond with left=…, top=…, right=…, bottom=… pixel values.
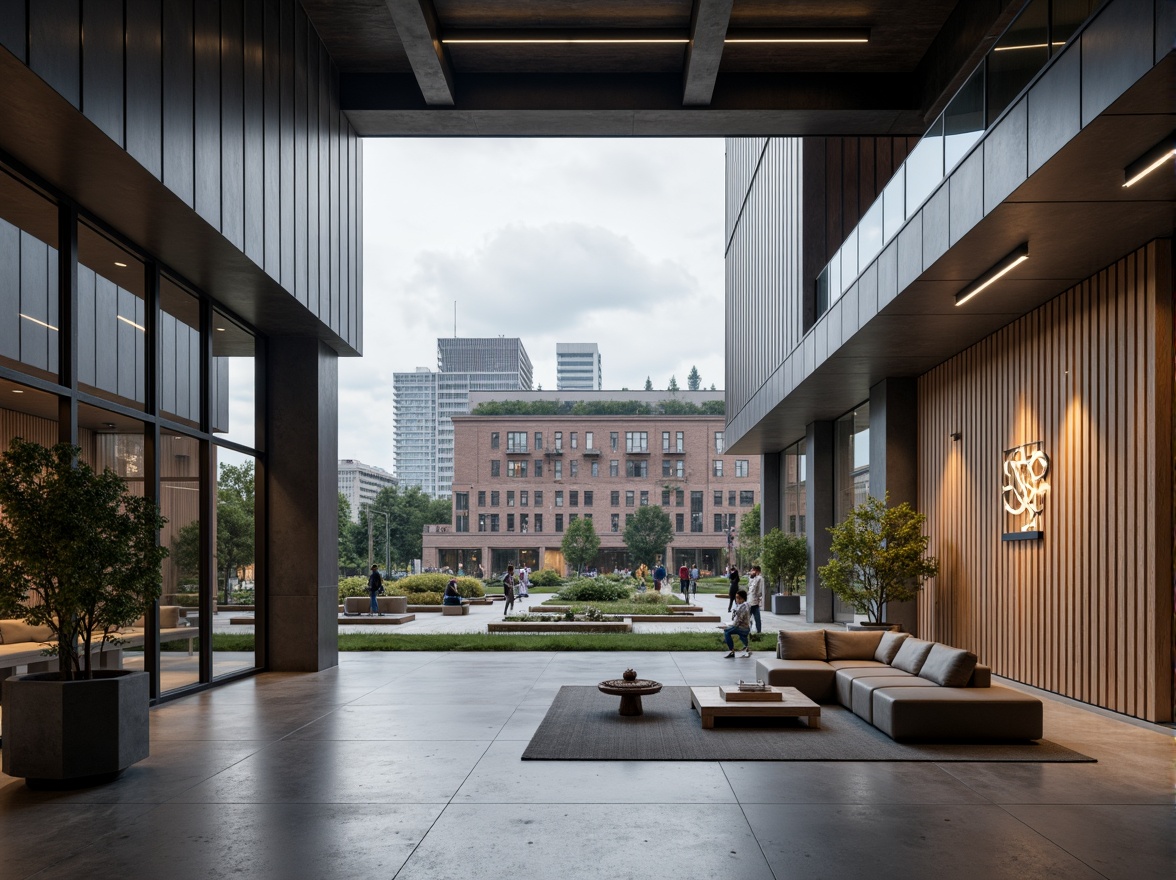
left=818, top=494, right=938, bottom=631
left=0, top=439, right=167, bottom=788
left=761, top=528, right=807, bottom=615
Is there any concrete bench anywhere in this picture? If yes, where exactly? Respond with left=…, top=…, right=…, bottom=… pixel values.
left=343, top=596, right=408, bottom=615
left=441, top=603, right=470, bottom=616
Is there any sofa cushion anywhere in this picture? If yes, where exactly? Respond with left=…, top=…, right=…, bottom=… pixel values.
left=871, top=686, right=1044, bottom=741
left=890, top=638, right=935, bottom=674
left=755, top=659, right=837, bottom=703
left=777, top=630, right=827, bottom=661
left=874, top=631, right=910, bottom=664
left=834, top=665, right=915, bottom=707
left=0, top=620, right=55, bottom=645
left=917, top=643, right=979, bottom=687
left=825, top=629, right=884, bottom=660
left=850, top=674, right=937, bottom=723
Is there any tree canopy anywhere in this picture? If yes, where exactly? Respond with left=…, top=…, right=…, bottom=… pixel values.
left=622, top=505, right=674, bottom=568
left=687, top=366, right=701, bottom=390
left=761, top=528, right=807, bottom=595
left=738, top=502, right=761, bottom=566
left=471, top=399, right=724, bottom=416
left=561, top=516, right=601, bottom=574
left=643, top=377, right=653, bottom=391
left=344, top=484, right=451, bottom=571
left=173, top=459, right=256, bottom=602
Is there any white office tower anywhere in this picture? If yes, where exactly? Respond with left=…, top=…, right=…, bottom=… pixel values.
left=337, top=460, right=397, bottom=521
left=556, top=342, right=602, bottom=390
left=394, top=338, right=532, bottom=498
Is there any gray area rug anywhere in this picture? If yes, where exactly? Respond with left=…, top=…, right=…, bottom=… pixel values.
left=522, top=686, right=1094, bottom=763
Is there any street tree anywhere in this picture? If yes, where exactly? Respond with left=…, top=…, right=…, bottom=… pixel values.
left=761, top=528, right=807, bottom=596
left=644, top=376, right=653, bottom=391
left=623, top=505, right=674, bottom=569
left=561, top=516, right=601, bottom=574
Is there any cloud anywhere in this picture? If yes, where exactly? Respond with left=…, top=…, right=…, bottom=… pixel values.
left=379, top=222, right=697, bottom=337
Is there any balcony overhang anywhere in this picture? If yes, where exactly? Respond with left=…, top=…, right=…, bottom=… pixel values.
left=727, top=46, right=1175, bottom=454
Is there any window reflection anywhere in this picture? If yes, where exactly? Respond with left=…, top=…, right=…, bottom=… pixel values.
left=212, top=312, right=255, bottom=449
left=160, top=279, right=202, bottom=428
left=944, top=67, right=985, bottom=171
left=905, top=116, right=944, bottom=213
left=987, top=0, right=1049, bottom=121
left=0, top=169, right=60, bottom=381
left=161, top=433, right=202, bottom=691
left=78, top=222, right=146, bottom=409
left=213, top=445, right=256, bottom=680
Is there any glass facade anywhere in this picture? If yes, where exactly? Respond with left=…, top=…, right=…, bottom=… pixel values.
left=833, top=403, right=870, bottom=622
left=0, top=160, right=263, bottom=700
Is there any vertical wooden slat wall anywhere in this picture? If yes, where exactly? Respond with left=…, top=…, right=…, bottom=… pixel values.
left=917, top=241, right=1174, bottom=723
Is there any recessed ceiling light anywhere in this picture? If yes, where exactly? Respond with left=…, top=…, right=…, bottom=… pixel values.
left=1123, top=131, right=1176, bottom=187
left=114, top=261, right=128, bottom=267
left=12, top=389, right=24, bottom=394
left=216, top=327, right=226, bottom=332
left=954, top=244, right=1030, bottom=306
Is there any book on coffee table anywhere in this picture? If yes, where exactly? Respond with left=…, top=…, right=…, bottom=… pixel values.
left=718, top=684, right=783, bottom=701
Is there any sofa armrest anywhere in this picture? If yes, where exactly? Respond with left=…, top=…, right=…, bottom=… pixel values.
left=969, top=664, right=991, bottom=688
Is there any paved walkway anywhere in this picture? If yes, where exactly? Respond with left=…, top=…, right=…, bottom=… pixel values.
left=2, top=650, right=1171, bottom=879
left=215, top=592, right=830, bottom=637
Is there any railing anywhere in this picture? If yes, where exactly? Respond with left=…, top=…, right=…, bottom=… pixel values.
left=814, top=0, right=1097, bottom=318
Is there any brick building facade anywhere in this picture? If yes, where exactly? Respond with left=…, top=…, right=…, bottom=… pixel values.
left=421, top=410, right=760, bottom=577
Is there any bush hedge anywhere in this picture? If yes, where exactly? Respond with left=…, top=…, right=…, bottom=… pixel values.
left=556, top=578, right=631, bottom=602
left=529, top=569, right=563, bottom=587
left=395, top=574, right=485, bottom=598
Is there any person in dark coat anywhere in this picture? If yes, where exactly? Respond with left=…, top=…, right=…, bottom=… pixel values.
left=368, top=564, right=384, bottom=616
left=727, top=565, right=740, bottom=612
left=442, top=579, right=462, bottom=606
left=502, top=565, right=517, bottom=617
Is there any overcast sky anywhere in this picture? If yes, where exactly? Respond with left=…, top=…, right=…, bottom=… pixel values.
left=340, top=138, right=726, bottom=471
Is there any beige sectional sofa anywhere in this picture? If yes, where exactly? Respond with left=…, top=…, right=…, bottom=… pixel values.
left=0, top=608, right=197, bottom=685
left=755, top=629, right=1042, bottom=741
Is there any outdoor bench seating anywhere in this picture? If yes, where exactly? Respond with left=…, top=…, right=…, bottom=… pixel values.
left=441, top=603, right=470, bottom=615
left=756, top=629, right=1042, bottom=741
left=343, top=596, right=409, bottom=615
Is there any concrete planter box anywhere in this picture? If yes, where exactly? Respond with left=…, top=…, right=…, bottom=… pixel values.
left=626, top=615, right=722, bottom=623
left=487, top=621, right=632, bottom=633
left=772, top=595, right=801, bottom=615
left=1, top=669, right=149, bottom=788
left=343, top=596, right=408, bottom=615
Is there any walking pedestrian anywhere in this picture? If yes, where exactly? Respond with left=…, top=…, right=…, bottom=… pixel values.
left=518, top=565, right=530, bottom=602
left=653, top=560, right=667, bottom=594
left=502, top=564, right=517, bottom=617
left=679, top=562, right=690, bottom=602
left=746, top=564, right=765, bottom=634
left=690, top=564, right=699, bottom=598
left=727, top=565, right=740, bottom=612
left=367, top=564, right=384, bottom=616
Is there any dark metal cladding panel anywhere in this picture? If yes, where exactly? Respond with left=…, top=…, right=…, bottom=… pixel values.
left=1081, top=0, right=1155, bottom=125
left=949, top=148, right=984, bottom=246
left=330, top=97, right=341, bottom=336
left=0, top=221, right=21, bottom=361
left=243, top=0, right=265, bottom=266
left=306, top=25, right=319, bottom=314
left=220, top=0, right=245, bottom=251
left=29, top=0, right=80, bottom=108
left=76, top=265, right=95, bottom=386
left=94, top=274, right=117, bottom=391
left=162, top=0, right=195, bottom=207
left=1027, top=47, right=1080, bottom=176
left=293, top=2, right=308, bottom=307
left=279, top=0, right=296, bottom=292
left=921, top=185, right=950, bottom=270
left=0, top=0, right=27, bottom=62
left=983, top=99, right=1027, bottom=215
left=126, top=0, right=162, bottom=179
left=318, top=41, right=330, bottom=328
left=263, top=0, right=280, bottom=279
left=193, top=0, right=222, bottom=227
left=81, top=0, right=125, bottom=147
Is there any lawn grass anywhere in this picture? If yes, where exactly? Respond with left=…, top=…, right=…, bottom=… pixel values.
left=208, top=631, right=776, bottom=652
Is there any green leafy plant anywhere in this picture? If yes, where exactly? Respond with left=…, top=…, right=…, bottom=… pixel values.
left=819, top=494, right=939, bottom=624
left=561, top=516, right=601, bottom=574
left=761, top=529, right=807, bottom=596
left=0, top=439, right=168, bottom=680
left=528, top=569, right=563, bottom=587
left=394, top=573, right=484, bottom=597
left=338, top=576, right=369, bottom=602
left=738, top=502, right=761, bottom=566
left=556, top=578, right=631, bottom=602
left=622, top=504, right=674, bottom=568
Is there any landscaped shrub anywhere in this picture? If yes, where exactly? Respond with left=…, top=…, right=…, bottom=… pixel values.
left=556, top=578, right=631, bottom=602
left=406, top=592, right=443, bottom=605
left=631, top=591, right=669, bottom=605
left=339, top=576, right=368, bottom=602
left=529, top=569, right=563, bottom=587
left=395, top=573, right=484, bottom=598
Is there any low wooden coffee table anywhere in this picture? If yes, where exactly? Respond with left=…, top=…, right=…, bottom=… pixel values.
left=689, top=686, right=821, bottom=729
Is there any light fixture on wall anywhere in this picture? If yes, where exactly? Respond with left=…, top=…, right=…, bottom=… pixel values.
left=1122, top=131, right=1176, bottom=187
left=441, top=27, right=870, bottom=45
left=950, top=431, right=962, bottom=441
left=954, top=244, right=1030, bottom=306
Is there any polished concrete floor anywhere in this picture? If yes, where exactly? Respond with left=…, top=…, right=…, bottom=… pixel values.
left=1, top=651, right=1172, bottom=880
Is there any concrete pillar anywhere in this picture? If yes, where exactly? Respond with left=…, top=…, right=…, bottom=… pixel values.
left=761, top=451, right=782, bottom=532
left=805, top=420, right=835, bottom=623
left=868, top=377, right=920, bottom=635
left=266, top=338, right=339, bottom=672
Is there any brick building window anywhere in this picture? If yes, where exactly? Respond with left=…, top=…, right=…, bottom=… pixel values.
left=713, top=460, right=723, bottom=477
left=570, top=491, right=578, bottom=507
left=611, top=513, right=619, bottom=532
left=490, top=432, right=499, bottom=449
left=534, top=460, right=543, bottom=477
left=555, top=514, right=564, bottom=532
left=490, top=460, right=500, bottom=477
left=610, top=432, right=618, bottom=451
left=714, top=431, right=724, bottom=454
left=555, top=491, right=563, bottom=507
left=639, top=490, right=649, bottom=506
left=534, top=514, right=543, bottom=532
left=490, top=491, right=499, bottom=507
left=477, top=491, right=486, bottom=507
left=676, top=513, right=684, bottom=532
left=625, top=431, right=648, bottom=453
left=610, top=490, right=620, bottom=506
left=736, top=460, right=749, bottom=477
left=534, top=491, right=543, bottom=506
left=740, top=490, right=755, bottom=506
left=554, top=460, right=563, bottom=480
left=490, top=514, right=500, bottom=532
left=609, top=460, right=619, bottom=477
left=583, top=491, right=593, bottom=507
left=713, top=490, right=722, bottom=506
left=570, top=460, right=579, bottom=477
left=506, top=432, right=527, bottom=453
left=591, top=460, right=599, bottom=477
left=626, top=460, right=648, bottom=478
left=506, top=491, right=515, bottom=507
left=625, top=490, right=634, bottom=507
left=507, top=460, right=528, bottom=477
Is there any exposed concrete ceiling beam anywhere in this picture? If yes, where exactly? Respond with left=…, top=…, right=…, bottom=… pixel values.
left=384, top=0, right=455, bottom=106
left=682, top=0, right=733, bottom=107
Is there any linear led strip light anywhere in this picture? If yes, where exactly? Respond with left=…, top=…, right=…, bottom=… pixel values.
left=1123, top=131, right=1176, bottom=188
left=441, top=28, right=870, bottom=45
left=954, top=244, right=1029, bottom=307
